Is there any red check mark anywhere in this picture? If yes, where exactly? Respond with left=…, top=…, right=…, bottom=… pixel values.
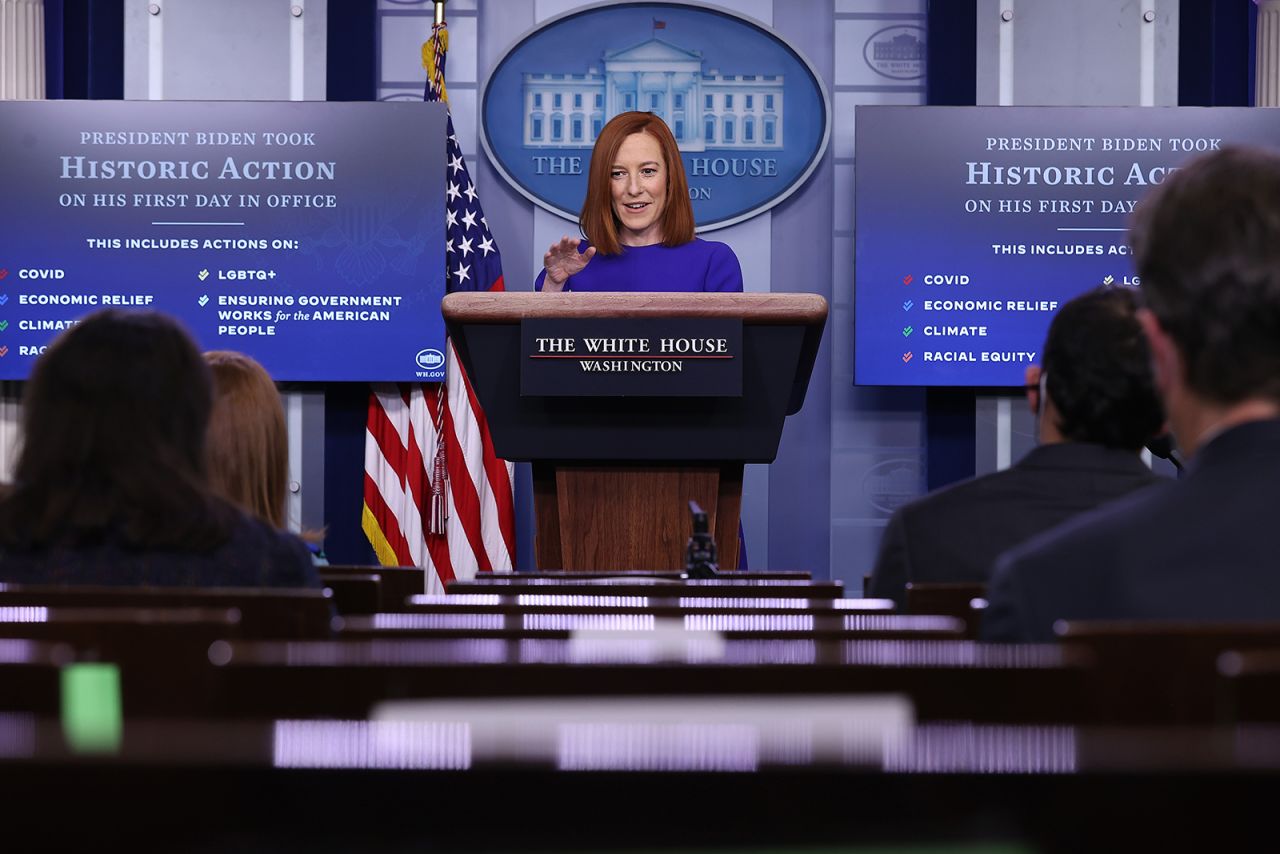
left=0, top=346, right=9, bottom=357
left=902, top=352, right=913, bottom=363
left=902, top=274, right=913, bottom=285
left=0, top=269, right=8, bottom=280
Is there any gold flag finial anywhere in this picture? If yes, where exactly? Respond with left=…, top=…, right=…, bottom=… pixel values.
left=421, top=7, right=449, bottom=102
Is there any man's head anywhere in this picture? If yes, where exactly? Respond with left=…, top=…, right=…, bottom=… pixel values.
left=1027, top=285, right=1163, bottom=451
left=1128, top=146, right=1280, bottom=418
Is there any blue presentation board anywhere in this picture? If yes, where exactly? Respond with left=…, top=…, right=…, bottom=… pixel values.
left=854, top=106, right=1278, bottom=387
left=0, top=100, right=445, bottom=381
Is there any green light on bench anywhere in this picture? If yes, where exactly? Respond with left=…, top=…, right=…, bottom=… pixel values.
left=61, top=663, right=123, bottom=753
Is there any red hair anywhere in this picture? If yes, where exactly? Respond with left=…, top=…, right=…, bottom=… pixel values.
left=204, top=350, right=288, bottom=529
left=579, top=112, right=695, bottom=255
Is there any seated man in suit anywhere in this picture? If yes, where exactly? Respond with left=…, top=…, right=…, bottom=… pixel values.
left=868, top=285, right=1166, bottom=609
left=983, top=146, right=1280, bottom=642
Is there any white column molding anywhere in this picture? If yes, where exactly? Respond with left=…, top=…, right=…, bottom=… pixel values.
left=0, top=383, right=19, bottom=482
left=147, top=0, right=164, bottom=100
left=986, top=3, right=1015, bottom=470
left=1259, top=0, right=1280, bottom=107
left=995, top=397, right=1012, bottom=471
left=0, top=0, right=45, bottom=99
left=1139, top=0, right=1155, bottom=106
left=0, top=0, right=42, bottom=477
left=289, top=0, right=305, bottom=101
left=286, top=391, right=303, bottom=534
left=997, top=1, right=1014, bottom=106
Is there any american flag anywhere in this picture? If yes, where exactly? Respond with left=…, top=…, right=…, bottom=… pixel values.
left=362, top=21, right=516, bottom=591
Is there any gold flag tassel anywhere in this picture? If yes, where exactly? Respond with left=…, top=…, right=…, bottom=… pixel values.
left=421, top=22, right=449, bottom=102
left=428, top=382, right=449, bottom=536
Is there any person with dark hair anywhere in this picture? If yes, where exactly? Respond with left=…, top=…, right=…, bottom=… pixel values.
left=0, top=310, right=321, bottom=588
left=535, top=111, right=743, bottom=293
left=868, top=286, right=1166, bottom=609
left=982, top=146, right=1280, bottom=641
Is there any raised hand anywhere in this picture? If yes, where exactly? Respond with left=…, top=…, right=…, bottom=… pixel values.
left=541, top=236, right=596, bottom=291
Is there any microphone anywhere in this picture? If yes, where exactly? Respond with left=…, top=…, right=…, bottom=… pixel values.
left=1145, top=432, right=1184, bottom=472
left=684, top=500, right=719, bottom=579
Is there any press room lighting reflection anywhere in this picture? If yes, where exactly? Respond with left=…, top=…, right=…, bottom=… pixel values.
left=373, top=695, right=913, bottom=771
left=272, top=720, right=471, bottom=769
left=408, top=594, right=501, bottom=607
left=523, top=614, right=656, bottom=632
left=684, top=614, right=815, bottom=632
left=0, top=639, right=52, bottom=663
left=834, top=599, right=897, bottom=611
left=840, top=640, right=1070, bottom=667
left=262, top=639, right=512, bottom=666
left=0, top=607, right=48, bottom=623
left=530, top=633, right=728, bottom=664
left=0, top=713, right=35, bottom=759
left=677, top=597, right=811, bottom=609
left=720, top=640, right=817, bottom=665
left=883, top=724, right=1078, bottom=774
left=842, top=615, right=960, bottom=632
left=557, top=722, right=761, bottom=771
left=370, top=613, right=506, bottom=631
left=517, top=594, right=650, bottom=608
left=683, top=580, right=810, bottom=588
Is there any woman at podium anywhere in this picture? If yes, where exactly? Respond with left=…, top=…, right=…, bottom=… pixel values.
left=536, top=111, right=743, bottom=293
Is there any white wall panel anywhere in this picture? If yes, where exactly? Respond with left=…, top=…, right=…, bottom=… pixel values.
left=448, top=87, right=479, bottom=155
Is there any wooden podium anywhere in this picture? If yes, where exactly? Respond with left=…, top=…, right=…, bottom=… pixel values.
left=442, top=292, right=827, bottom=571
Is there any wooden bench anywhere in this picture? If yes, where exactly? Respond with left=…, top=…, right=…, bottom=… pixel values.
left=399, top=596, right=895, bottom=633
left=335, top=612, right=966, bottom=642
left=318, top=572, right=382, bottom=615
left=202, top=637, right=1090, bottom=722
left=322, top=565, right=426, bottom=610
left=456, top=570, right=813, bottom=583
left=904, top=582, right=987, bottom=637
left=0, top=586, right=335, bottom=639
left=445, top=578, right=844, bottom=600
left=1057, top=620, right=1280, bottom=723
left=1215, top=647, right=1280, bottom=722
left=0, top=639, right=73, bottom=715
left=0, top=606, right=243, bottom=717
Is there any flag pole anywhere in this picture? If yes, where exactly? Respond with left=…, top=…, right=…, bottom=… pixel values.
left=427, top=0, right=450, bottom=537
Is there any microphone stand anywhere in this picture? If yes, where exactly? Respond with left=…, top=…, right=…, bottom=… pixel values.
left=684, top=500, right=719, bottom=579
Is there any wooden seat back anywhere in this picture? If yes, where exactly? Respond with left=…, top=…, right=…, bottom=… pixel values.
left=455, top=570, right=813, bottom=583
left=318, top=573, right=381, bottom=615
left=403, top=595, right=894, bottom=621
left=1215, top=648, right=1280, bottom=722
left=323, top=565, right=426, bottom=610
left=0, top=606, right=242, bottom=716
left=904, top=582, right=987, bottom=637
left=0, top=639, right=74, bottom=715
left=445, top=578, right=844, bottom=600
left=204, top=637, right=1090, bottom=722
left=336, top=612, right=965, bottom=642
left=0, top=586, right=335, bottom=639
left=1057, top=620, right=1280, bottom=723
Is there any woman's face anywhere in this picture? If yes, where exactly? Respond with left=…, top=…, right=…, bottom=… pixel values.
left=609, top=131, right=667, bottom=246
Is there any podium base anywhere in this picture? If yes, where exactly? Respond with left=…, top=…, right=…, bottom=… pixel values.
left=532, top=463, right=743, bottom=572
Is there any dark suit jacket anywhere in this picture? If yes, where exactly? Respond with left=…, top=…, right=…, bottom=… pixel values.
left=868, top=443, right=1165, bottom=610
left=0, top=510, right=323, bottom=588
left=982, top=419, right=1280, bottom=642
